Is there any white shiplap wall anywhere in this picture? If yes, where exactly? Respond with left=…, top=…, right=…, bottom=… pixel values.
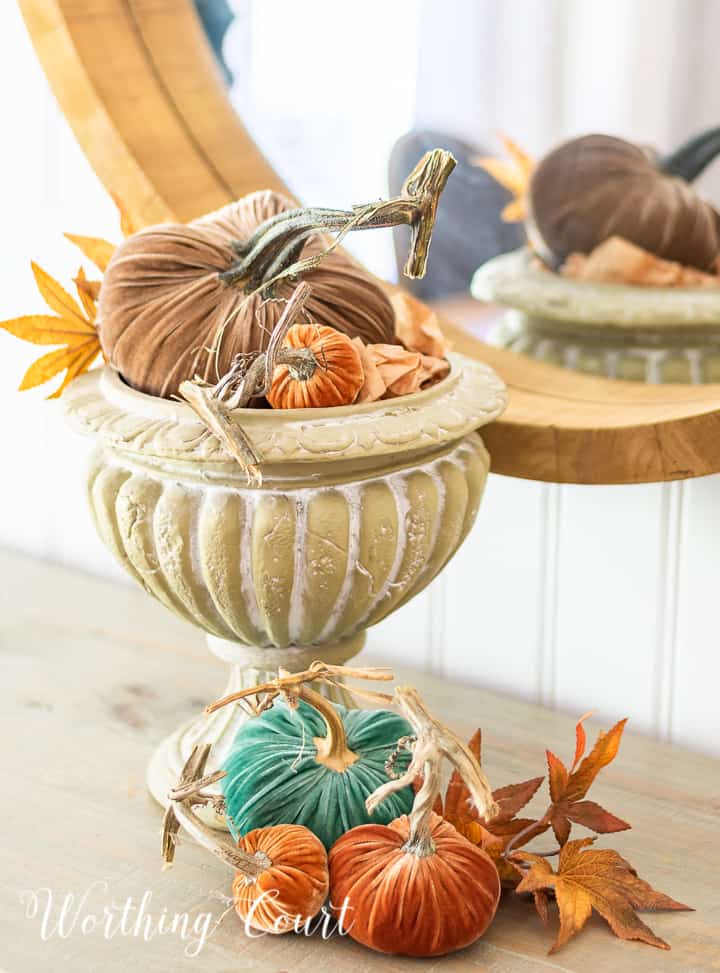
left=1, top=6, right=718, bottom=757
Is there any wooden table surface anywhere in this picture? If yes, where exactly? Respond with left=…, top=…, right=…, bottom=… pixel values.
left=1, top=550, right=718, bottom=972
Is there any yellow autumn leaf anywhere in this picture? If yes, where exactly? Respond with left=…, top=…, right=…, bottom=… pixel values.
left=18, top=342, right=97, bottom=392
left=47, top=342, right=101, bottom=399
left=73, top=267, right=99, bottom=321
left=74, top=274, right=101, bottom=304
left=111, top=192, right=142, bottom=237
left=31, top=261, right=88, bottom=326
left=1, top=261, right=102, bottom=397
left=0, top=314, right=93, bottom=346
left=474, top=133, right=535, bottom=223
left=64, top=233, right=116, bottom=273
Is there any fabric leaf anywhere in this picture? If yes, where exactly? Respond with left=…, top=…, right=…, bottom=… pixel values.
left=64, top=233, right=116, bottom=273
left=2, top=262, right=101, bottom=397
left=545, top=716, right=630, bottom=843
left=0, top=314, right=93, bottom=345
left=515, top=838, right=692, bottom=954
left=31, top=261, right=86, bottom=325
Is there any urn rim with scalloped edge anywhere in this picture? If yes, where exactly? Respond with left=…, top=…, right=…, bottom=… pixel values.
left=473, top=248, right=720, bottom=328
left=62, top=354, right=507, bottom=466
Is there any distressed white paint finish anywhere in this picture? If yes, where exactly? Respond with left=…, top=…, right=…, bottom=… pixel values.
left=1, top=4, right=719, bottom=758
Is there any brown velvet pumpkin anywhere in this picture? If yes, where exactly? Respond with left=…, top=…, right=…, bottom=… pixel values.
left=528, top=129, right=720, bottom=270
left=98, top=190, right=396, bottom=398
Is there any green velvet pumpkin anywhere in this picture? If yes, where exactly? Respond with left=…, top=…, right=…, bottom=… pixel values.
left=222, top=696, right=414, bottom=849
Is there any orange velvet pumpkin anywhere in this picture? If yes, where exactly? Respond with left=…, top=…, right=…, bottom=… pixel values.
left=329, top=812, right=499, bottom=956
left=327, top=686, right=501, bottom=957
left=231, top=824, right=329, bottom=934
left=267, top=323, right=364, bottom=409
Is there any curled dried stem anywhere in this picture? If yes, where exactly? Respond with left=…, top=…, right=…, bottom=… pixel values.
left=221, top=149, right=456, bottom=292
left=205, top=661, right=395, bottom=774
left=178, top=282, right=313, bottom=483
left=162, top=745, right=271, bottom=877
left=366, top=686, right=498, bottom=858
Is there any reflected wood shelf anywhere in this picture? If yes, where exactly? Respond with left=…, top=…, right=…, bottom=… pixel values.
left=19, top=0, right=720, bottom=485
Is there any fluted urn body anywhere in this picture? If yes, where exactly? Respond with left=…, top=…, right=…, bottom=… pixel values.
left=63, top=356, right=506, bottom=812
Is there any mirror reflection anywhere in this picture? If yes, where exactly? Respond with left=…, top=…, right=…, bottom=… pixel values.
left=197, top=0, right=720, bottom=384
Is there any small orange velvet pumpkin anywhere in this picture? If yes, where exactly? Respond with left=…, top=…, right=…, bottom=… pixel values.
left=267, top=323, right=364, bottom=409
left=231, top=824, right=329, bottom=933
left=329, top=813, right=499, bottom=956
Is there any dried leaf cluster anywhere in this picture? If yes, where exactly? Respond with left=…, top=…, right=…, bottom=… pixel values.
left=352, top=292, right=450, bottom=403
left=437, top=715, right=691, bottom=954
left=562, top=235, right=720, bottom=287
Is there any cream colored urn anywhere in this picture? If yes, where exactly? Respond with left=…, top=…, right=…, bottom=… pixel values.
left=63, top=356, right=506, bottom=811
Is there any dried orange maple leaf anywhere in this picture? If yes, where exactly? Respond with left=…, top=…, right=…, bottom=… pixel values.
left=515, top=837, right=692, bottom=954
left=438, top=730, right=544, bottom=883
left=0, top=262, right=102, bottom=398
left=545, top=713, right=631, bottom=845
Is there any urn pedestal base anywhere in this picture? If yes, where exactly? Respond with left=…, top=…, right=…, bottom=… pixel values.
left=146, top=633, right=364, bottom=827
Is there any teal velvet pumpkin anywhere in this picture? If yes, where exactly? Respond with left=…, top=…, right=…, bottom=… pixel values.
left=222, top=698, right=414, bottom=849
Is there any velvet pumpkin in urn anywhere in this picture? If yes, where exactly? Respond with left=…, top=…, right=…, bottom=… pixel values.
left=98, top=149, right=457, bottom=399
left=205, top=664, right=415, bottom=850
left=328, top=687, right=501, bottom=957
left=98, top=190, right=395, bottom=398
left=163, top=745, right=329, bottom=935
left=528, top=128, right=720, bottom=270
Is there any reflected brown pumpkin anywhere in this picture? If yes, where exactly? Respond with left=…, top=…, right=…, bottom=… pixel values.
left=528, top=133, right=720, bottom=270
left=328, top=812, right=500, bottom=957
left=98, top=190, right=396, bottom=398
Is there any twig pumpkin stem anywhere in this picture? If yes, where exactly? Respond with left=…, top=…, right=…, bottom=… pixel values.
left=220, top=149, right=456, bottom=291
left=163, top=745, right=271, bottom=878
left=205, top=661, right=395, bottom=773
left=177, top=282, right=313, bottom=481
left=365, top=686, right=498, bottom=856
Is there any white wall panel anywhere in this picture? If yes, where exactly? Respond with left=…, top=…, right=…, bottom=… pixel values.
left=552, top=482, right=669, bottom=735
left=671, top=475, right=720, bottom=754
left=438, top=474, right=552, bottom=698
